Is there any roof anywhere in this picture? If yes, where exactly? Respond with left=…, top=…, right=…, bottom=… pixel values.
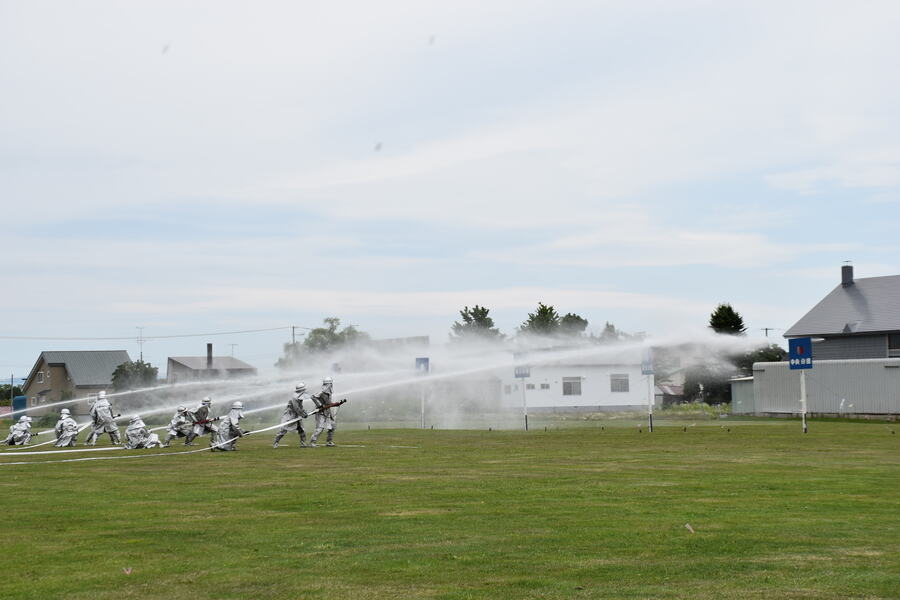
left=784, top=274, right=900, bottom=337
left=167, top=356, right=256, bottom=371
left=26, top=350, right=131, bottom=388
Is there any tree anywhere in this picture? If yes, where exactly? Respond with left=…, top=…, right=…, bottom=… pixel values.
left=276, top=318, right=370, bottom=368
left=598, top=321, right=621, bottom=343
left=303, top=317, right=369, bottom=352
left=519, top=302, right=561, bottom=336
left=111, top=360, right=159, bottom=391
left=560, top=313, right=589, bottom=336
left=735, top=343, right=787, bottom=376
left=0, top=384, right=24, bottom=406
left=682, top=364, right=733, bottom=405
left=709, top=303, right=747, bottom=335
left=450, top=305, right=504, bottom=343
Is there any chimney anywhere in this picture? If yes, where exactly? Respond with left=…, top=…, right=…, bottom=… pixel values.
left=842, top=263, right=854, bottom=287
left=206, top=343, right=213, bottom=369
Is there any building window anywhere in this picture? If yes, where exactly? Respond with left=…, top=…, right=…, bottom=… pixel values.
left=889, top=334, right=900, bottom=358
left=36, top=371, right=44, bottom=383
left=504, top=385, right=512, bottom=395
left=562, top=377, right=582, bottom=396
left=540, top=383, right=550, bottom=390
left=526, top=383, right=535, bottom=390
left=611, top=374, right=630, bottom=392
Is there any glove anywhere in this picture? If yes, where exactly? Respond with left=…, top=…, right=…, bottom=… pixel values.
left=300, top=410, right=309, bottom=418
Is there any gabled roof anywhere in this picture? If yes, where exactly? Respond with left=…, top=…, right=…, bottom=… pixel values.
left=26, top=350, right=131, bottom=388
left=167, top=356, right=256, bottom=371
left=784, top=274, right=900, bottom=337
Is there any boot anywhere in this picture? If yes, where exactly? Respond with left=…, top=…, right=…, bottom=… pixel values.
left=184, top=432, right=197, bottom=446
left=299, top=430, right=307, bottom=447
left=110, top=431, right=122, bottom=445
left=85, top=432, right=97, bottom=446
left=325, top=430, right=335, bottom=447
left=162, top=434, right=173, bottom=448
left=273, top=432, right=284, bottom=448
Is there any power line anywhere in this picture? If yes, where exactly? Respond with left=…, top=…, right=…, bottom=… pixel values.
left=0, top=326, right=298, bottom=341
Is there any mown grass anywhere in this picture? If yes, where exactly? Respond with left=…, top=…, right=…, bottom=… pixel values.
left=1, top=421, right=898, bottom=599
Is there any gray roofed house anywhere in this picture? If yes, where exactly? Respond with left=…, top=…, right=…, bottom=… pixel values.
left=166, top=346, right=257, bottom=384
left=784, top=265, right=900, bottom=360
left=22, top=350, right=131, bottom=415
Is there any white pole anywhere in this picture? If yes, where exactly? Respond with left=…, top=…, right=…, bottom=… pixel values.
left=800, top=369, right=808, bottom=434
left=522, top=378, right=528, bottom=431
left=420, top=385, right=425, bottom=429
left=647, top=374, right=654, bottom=432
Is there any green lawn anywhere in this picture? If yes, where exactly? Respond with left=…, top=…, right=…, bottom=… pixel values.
left=1, top=421, right=898, bottom=599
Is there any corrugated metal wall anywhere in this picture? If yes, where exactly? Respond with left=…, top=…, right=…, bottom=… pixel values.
left=752, top=359, right=900, bottom=414
left=730, top=379, right=755, bottom=414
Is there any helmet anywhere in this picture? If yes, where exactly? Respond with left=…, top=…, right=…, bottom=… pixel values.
left=98, top=391, right=107, bottom=399
left=176, top=405, right=186, bottom=412
left=18, top=415, right=30, bottom=422
left=60, top=408, right=70, bottom=416
left=322, top=376, right=333, bottom=386
left=130, top=415, right=141, bottom=423
left=231, top=401, right=244, bottom=410
left=294, top=382, right=306, bottom=393
left=201, top=397, right=212, bottom=405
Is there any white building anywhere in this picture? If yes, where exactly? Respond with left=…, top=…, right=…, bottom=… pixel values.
left=498, top=359, right=654, bottom=412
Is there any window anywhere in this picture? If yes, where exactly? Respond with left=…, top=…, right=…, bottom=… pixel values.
left=526, top=383, right=535, bottom=390
left=36, top=371, right=44, bottom=383
left=611, top=374, right=629, bottom=392
left=889, top=334, right=900, bottom=358
left=562, top=377, right=582, bottom=396
left=504, top=385, right=512, bottom=395
left=540, top=383, right=550, bottom=390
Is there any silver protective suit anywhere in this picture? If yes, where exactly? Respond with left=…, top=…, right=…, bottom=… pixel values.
left=123, top=418, right=162, bottom=449
left=4, top=419, right=34, bottom=445
left=162, top=409, right=192, bottom=446
left=211, top=408, right=246, bottom=451
left=185, top=402, right=216, bottom=445
left=54, top=416, right=79, bottom=447
left=273, top=392, right=309, bottom=447
left=309, top=383, right=336, bottom=447
left=85, top=398, right=121, bottom=445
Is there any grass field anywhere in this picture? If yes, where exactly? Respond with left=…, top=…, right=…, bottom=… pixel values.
left=1, top=420, right=898, bottom=599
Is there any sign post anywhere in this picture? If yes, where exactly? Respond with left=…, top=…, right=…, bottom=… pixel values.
left=641, top=349, right=654, bottom=432
left=415, top=358, right=430, bottom=429
left=788, top=338, right=813, bottom=433
left=514, top=366, right=531, bottom=431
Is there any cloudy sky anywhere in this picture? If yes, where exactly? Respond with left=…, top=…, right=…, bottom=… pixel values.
left=2, top=0, right=900, bottom=376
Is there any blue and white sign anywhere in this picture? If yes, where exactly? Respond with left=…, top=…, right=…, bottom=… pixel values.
left=415, top=357, right=430, bottom=374
left=788, top=337, right=813, bottom=370
left=641, top=348, right=654, bottom=375
left=514, top=366, right=531, bottom=378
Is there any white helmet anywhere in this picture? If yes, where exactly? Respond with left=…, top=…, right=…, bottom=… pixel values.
left=231, top=401, right=244, bottom=410
left=201, top=397, right=212, bottom=405
left=294, top=382, right=306, bottom=393
left=98, top=391, right=107, bottom=400
left=176, top=405, right=186, bottom=412
left=18, top=415, right=30, bottom=422
left=60, top=408, right=71, bottom=416
left=130, top=415, right=141, bottom=423
left=322, top=376, right=334, bottom=386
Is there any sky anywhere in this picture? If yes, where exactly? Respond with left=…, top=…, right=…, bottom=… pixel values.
left=2, top=0, right=900, bottom=378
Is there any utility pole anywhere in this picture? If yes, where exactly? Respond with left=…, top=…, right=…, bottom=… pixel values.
left=229, top=344, right=238, bottom=357
left=760, top=327, right=780, bottom=338
left=136, top=326, right=145, bottom=361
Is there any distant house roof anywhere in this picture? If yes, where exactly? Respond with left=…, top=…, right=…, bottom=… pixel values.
left=26, top=350, right=131, bottom=388
left=784, top=274, right=900, bottom=338
left=167, top=356, right=256, bottom=371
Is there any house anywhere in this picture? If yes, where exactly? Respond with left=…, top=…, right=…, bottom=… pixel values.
left=498, top=350, right=654, bottom=412
left=166, top=344, right=257, bottom=384
left=21, top=350, right=131, bottom=415
left=784, top=264, right=900, bottom=359
left=735, top=265, right=900, bottom=417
